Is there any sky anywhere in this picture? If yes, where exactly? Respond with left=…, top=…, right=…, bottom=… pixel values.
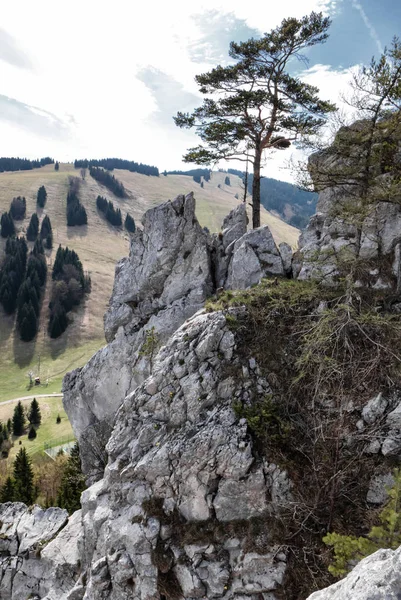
left=0, top=0, right=400, bottom=183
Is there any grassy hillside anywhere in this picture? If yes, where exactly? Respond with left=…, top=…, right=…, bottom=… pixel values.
left=0, top=396, right=73, bottom=465
left=0, top=164, right=299, bottom=401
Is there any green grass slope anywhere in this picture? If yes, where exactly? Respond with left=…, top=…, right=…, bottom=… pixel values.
left=0, top=164, right=300, bottom=401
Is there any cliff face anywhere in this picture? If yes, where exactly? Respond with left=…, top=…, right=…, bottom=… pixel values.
left=63, top=194, right=291, bottom=485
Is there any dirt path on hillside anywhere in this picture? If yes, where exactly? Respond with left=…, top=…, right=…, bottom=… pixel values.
left=0, top=393, right=63, bottom=406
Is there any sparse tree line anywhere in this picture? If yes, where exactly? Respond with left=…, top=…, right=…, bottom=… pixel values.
left=165, top=168, right=211, bottom=182
left=89, top=167, right=127, bottom=198
left=96, top=195, right=136, bottom=232
left=0, top=157, right=54, bottom=173
left=48, top=245, right=91, bottom=338
left=74, top=157, right=159, bottom=177
left=0, top=399, right=85, bottom=512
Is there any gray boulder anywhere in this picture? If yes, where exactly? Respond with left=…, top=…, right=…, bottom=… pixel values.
left=307, top=547, right=401, bottom=600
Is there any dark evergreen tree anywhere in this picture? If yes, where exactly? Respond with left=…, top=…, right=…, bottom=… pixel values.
left=19, top=301, right=38, bottom=341
left=0, top=237, right=28, bottom=314
left=12, top=401, right=25, bottom=436
left=26, top=213, right=39, bottom=241
left=7, top=419, right=12, bottom=433
left=37, top=185, right=47, bottom=208
left=0, top=477, right=15, bottom=502
left=48, top=303, right=68, bottom=338
left=0, top=212, right=15, bottom=238
left=10, top=196, right=26, bottom=220
left=125, top=213, right=136, bottom=233
left=96, top=195, right=108, bottom=213
left=193, top=174, right=201, bottom=184
left=174, top=12, right=336, bottom=227
left=13, top=447, right=35, bottom=504
left=66, top=177, right=87, bottom=226
left=54, top=161, right=59, bottom=171
left=28, top=425, right=37, bottom=440
left=28, top=398, right=41, bottom=426
left=45, top=233, right=53, bottom=249
left=57, top=443, right=86, bottom=513
left=224, top=176, right=231, bottom=186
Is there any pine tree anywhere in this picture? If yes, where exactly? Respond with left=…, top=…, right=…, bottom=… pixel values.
left=10, top=196, right=26, bottom=220
left=125, top=213, right=136, bottom=233
left=57, top=443, right=86, bottom=513
left=12, top=401, right=26, bottom=436
left=224, top=176, right=231, bottom=186
left=54, top=161, right=59, bottom=171
left=28, top=425, right=37, bottom=440
left=0, top=477, right=15, bottom=502
left=0, top=212, right=15, bottom=238
left=26, top=213, right=39, bottom=241
left=37, top=185, right=47, bottom=208
left=28, top=398, right=41, bottom=426
left=13, top=447, right=35, bottom=504
left=174, top=12, right=336, bottom=228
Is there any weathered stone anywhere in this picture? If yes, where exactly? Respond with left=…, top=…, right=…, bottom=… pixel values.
left=306, top=547, right=401, bottom=600
left=367, top=473, right=395, bottom=505
left=362, top=392, right=388, bottom=425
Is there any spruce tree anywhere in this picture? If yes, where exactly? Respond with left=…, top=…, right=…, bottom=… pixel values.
left=13, top=447, right=35, bottom=504
left=54, top=161, right=59, bottom=171
left=0, top=477, right=15, bottom=502
left=26, top=213, right=39, bottom=241
left=37, top=185, right=47, bottom=208
left=125, top=213, right=136, bottom=233
left=28, top=398, right=41, bottom=426
left=28, top=425, right=37, bottom=440
left=57, top=443, right=86, bottom=513
left=12, top=401, right=26, bottom=436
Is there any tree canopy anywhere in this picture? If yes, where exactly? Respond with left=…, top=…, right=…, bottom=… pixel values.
left=174, top=11, right=336, bottom=228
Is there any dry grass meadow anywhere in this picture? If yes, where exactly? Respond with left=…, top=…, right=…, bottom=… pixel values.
left=0, top=164, right=299, bottom=401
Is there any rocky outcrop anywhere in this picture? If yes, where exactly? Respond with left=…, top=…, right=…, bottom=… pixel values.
left=6, top=308, right=291, bottom=599
left=76, top=309, right=290, bottom=599
left=0, top=503, right=82, bottom=600
left=63, top=195, right=291, bottom=483
left=298, top=121, right=401, bottom=289
left=306, top=547, right=401, bottom=600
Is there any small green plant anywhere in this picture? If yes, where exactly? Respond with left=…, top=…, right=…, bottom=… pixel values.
left=139, top=327, right=159, bottom=367
left=324, top=469, right=401, bottom=577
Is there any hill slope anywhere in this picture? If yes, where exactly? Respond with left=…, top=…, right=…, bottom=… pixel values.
left=0, top=164, right=299, bottom=400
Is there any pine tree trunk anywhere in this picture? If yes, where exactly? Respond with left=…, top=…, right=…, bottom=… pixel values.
left=252, top=150, right=262, bottom=229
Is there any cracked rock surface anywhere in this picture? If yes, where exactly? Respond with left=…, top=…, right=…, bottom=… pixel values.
left=63, top=195, right=290, bottom=484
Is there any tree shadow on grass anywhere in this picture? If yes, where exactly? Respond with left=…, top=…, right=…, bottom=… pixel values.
left=0, top=307, right=15, bottom=346
left=13, top=332, right=37, bottom=369
left=66, top=224, right=88, bottom=240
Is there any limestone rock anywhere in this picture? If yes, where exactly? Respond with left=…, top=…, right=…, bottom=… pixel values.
left=61, top=310, right=289, bottom=598
left=226, top=226, right=284, bottom=289
left=298, top=123, right=401, bottom=289
left=0, top=504, right=82, bottom=600
left=63, top=196, right=281, bottom=484
left=63, top=193, right=214, bottom=483
left=306, top=547, right=401, bottom=600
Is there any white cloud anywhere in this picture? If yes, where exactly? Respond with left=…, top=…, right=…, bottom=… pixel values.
left=0, top=0, right=355, bottom=176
